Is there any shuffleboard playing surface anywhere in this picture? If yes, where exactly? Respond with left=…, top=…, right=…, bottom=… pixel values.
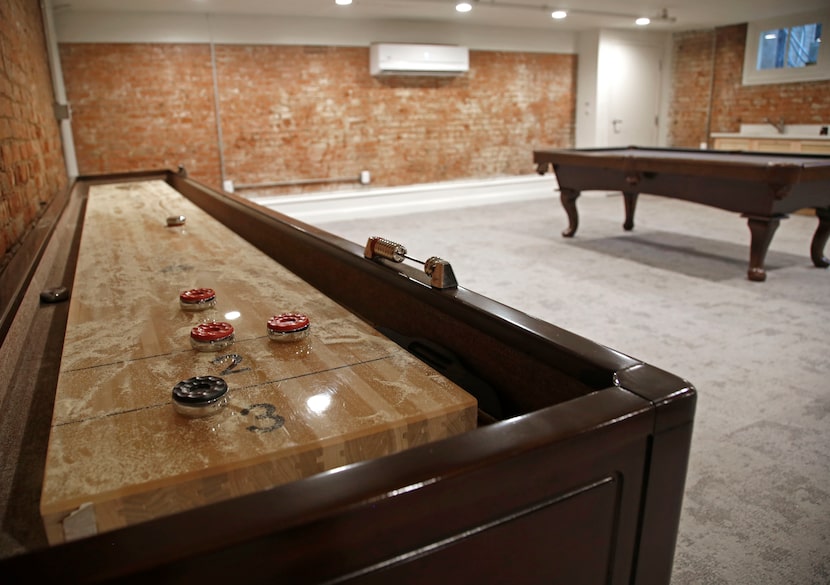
left=40, top=180, right=477, bottom=544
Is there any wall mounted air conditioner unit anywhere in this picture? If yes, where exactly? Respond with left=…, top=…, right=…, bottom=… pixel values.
left=370, top=43, right=469, bottom=77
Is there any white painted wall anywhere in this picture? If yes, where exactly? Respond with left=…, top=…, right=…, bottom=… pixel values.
left=576, top=29, right=671, bottom=148
left=575, top=31, right=600, bottom=148
left=53, top=11, right=578, bottom=53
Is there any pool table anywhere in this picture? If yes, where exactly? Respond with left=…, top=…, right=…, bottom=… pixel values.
left=533, top=146, right=830, bottom=281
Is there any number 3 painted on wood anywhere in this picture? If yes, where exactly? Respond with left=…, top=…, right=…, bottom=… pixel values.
left=240, top=403, right=285, bottom=433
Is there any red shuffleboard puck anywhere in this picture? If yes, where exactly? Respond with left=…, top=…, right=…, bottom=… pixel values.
left=190, top=321, right=235, bottom=352
left=179, top=288, right=217, bottom=311
left=267, top=313, right=310, bottom=343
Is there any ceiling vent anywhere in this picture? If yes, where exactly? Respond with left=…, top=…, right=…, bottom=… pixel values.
left=370, top=43, right=469, bottom=77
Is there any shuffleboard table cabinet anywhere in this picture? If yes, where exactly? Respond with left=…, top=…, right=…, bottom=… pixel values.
left=0, top=170, right=696, bottom=584
left=534, top=146, right=830, bottom=281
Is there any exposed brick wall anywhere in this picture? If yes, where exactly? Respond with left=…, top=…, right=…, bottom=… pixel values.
left=668, top=30, right=715, bottom=148
left=710, top=24, right=830, bottom=133
left=0, top=0, right=68, bottom=269
left=59, top=43, right=576, bottom=194
left=668, top=24, right=830, bottom=147
left=58, top=43, right=222, bottom=187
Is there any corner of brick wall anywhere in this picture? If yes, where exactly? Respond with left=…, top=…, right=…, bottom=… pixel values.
left=668, top=29, right=716, bottom=148
left=669, top=23, right=830, bottom=148
left=0, top=0, right=68, bottom=269
left=711, top=24, right=830, bottom=132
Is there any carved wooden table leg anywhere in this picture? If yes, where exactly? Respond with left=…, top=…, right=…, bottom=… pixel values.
left=810, top=207, right=830, bottom=268
left=623, top=191, right=638, bottom=231
left=745, top=215, right=782, bottom=282
left=560, top=188, right=580, bottom=237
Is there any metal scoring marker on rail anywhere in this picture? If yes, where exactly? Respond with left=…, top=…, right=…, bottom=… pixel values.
left=363, top=236, right=457, bottom=289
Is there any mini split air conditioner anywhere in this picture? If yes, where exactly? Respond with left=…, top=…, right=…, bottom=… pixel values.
left=370, top=43, right=469, bottom=77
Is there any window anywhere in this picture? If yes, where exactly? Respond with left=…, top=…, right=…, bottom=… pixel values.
left=757, top=23, right=821, bottom=70
left=743, top=11, right=829, bottom=85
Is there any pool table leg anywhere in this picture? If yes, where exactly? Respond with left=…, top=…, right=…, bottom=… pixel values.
left=810, top=207, right=830, bottom=269
left=622, top=192, right=638, bottom=231
left=560, top=188, right=580, bottom=237
left=744, top=215, right=782, bottom=282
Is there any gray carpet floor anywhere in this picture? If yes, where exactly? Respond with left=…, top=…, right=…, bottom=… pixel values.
left=318, top=191, right=830, bottom=585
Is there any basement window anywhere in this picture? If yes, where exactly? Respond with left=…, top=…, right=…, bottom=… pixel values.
left=743, top=10, right=830, bottom=85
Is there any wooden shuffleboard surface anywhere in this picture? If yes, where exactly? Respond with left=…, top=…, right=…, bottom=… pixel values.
left=40, top=180, right=476, bottom=545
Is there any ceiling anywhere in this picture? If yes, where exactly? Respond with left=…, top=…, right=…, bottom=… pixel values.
left=54, top=0, right=828, bottom=33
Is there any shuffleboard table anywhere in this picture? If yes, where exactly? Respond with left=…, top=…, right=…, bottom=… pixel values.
left=38, top=179, right=478, bottom=545
left=533, top=146, right=830, bottom=281
left=0, top=170, right=696, bottom=584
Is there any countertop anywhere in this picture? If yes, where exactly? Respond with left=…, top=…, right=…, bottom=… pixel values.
left=710, top=132, right=830, bottom=140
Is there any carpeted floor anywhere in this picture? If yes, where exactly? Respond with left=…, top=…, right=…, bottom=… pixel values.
left=318, top=191, right=830, bottom=585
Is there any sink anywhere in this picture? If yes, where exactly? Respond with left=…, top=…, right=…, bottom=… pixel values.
left=739, top=123, right=829, bottom=138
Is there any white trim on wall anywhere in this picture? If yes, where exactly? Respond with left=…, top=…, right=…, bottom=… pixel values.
left=251, top=174, right=556, bottom=224
left=54, top=11, right=577, bottom=53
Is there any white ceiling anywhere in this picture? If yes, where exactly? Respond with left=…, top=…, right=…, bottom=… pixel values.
left=54, top=0, right=828, bottom=32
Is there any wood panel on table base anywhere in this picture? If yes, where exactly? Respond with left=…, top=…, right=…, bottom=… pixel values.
left=0, top=169, right=696, bottom=585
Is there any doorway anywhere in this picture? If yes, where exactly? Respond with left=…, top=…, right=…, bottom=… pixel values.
left=603, top=42, right=662, bottom=147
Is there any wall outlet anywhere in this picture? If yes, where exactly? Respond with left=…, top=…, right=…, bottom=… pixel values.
left=360, top=170, right=371, bottom=185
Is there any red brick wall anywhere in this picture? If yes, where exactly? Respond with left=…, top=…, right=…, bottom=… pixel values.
left=710, top=24, right=830, bottom=133
left=58, top=43, right=222, bottom=187
left=0, top=0, right=68, bottom=269
left=669, top=24, right=830, bottom=147
left=59, top=43, right=576, bottom=194
left=668, top=30, right=715, bottom=148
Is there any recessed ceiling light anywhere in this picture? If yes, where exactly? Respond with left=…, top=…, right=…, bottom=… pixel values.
left=456, top=2, right=472, bottom=13
left=551, top=10, right=567, bottom=20
left=635, top=17, right=650, bottom=26
left=335, top=0, right=352, bottom=5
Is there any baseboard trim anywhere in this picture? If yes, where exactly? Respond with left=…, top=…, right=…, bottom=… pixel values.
left=250, top=174, right=557, bottom=223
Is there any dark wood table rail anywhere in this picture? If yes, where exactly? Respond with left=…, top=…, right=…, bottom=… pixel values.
left=534, top=146, right=830, bottom=281
left=0, top=170, right=696, bottom=584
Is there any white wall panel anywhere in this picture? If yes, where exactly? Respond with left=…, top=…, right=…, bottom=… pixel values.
left=54, top=11, right=577, bottom=53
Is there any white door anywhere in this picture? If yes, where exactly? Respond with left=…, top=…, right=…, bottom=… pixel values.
left=604, top=42, right=662, bottom=147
